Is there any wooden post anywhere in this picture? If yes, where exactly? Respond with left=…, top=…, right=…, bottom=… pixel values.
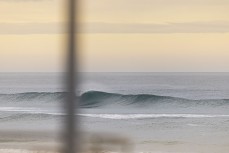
left=65, top=0, right=79, bottom=153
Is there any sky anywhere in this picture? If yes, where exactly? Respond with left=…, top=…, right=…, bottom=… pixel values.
left=0, top=0, right=229, bottom=72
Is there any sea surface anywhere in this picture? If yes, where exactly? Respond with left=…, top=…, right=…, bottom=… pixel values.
left=1, top=72, right=229, bottom=153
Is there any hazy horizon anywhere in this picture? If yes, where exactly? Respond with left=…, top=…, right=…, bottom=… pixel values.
left=1, top=0, right=229, bottom=72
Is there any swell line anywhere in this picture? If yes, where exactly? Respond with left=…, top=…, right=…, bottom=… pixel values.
left=1, top=91, right=229, bottom=108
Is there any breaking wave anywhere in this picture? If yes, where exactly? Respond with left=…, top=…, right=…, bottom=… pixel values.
left=80, top=91, right=229, bottom=108
left=1, top=91, right=229, bottom=108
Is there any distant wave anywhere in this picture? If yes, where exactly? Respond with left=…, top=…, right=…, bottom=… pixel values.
left=0, top=92, right=66, bottom=106
left=0, top=92, right=66, bottom=100
left=1, top=91, right=229, bottom=108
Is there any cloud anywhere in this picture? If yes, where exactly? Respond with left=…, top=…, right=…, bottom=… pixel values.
left=1, top=21, right=229, bottom=34
left=82, top=21, right=229, bottom=33
left=0, top=22, right=64, bottom=35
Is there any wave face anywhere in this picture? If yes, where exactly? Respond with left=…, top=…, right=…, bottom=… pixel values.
left=1, top=91, right=229, bottom=121
left=1, top=91, right=229, bottom=110
left=80, top=91, right=181, bottom=108
left=80, top=91, right=229, bottom=109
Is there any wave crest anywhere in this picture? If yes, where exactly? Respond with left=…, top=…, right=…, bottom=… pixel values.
left=80, top=91, right=229, bottom=108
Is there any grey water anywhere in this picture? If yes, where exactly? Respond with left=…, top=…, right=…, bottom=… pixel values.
left=1, top=72, right=229, bottom=153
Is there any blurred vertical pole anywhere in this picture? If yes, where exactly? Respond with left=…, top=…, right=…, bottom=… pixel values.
left=65, top=0, right=78, bottom=153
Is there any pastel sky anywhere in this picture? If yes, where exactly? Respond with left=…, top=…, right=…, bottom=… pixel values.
left=1, top=0, right=229, bottom=72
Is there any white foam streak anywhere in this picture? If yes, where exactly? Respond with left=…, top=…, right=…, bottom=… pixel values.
left=78, top=114, right=229, bottom=119
left=0, top=149, right=56, bottom=153
left=0, top=107, right=62, bottom=115
left=1, top=107, right=229, bottom=119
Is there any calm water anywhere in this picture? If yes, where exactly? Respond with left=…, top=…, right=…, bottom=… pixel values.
left=1, top=72, right=229, bottom=153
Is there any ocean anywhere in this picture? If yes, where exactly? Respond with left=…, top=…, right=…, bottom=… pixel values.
left=1, top=72, right=229, bottom=153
